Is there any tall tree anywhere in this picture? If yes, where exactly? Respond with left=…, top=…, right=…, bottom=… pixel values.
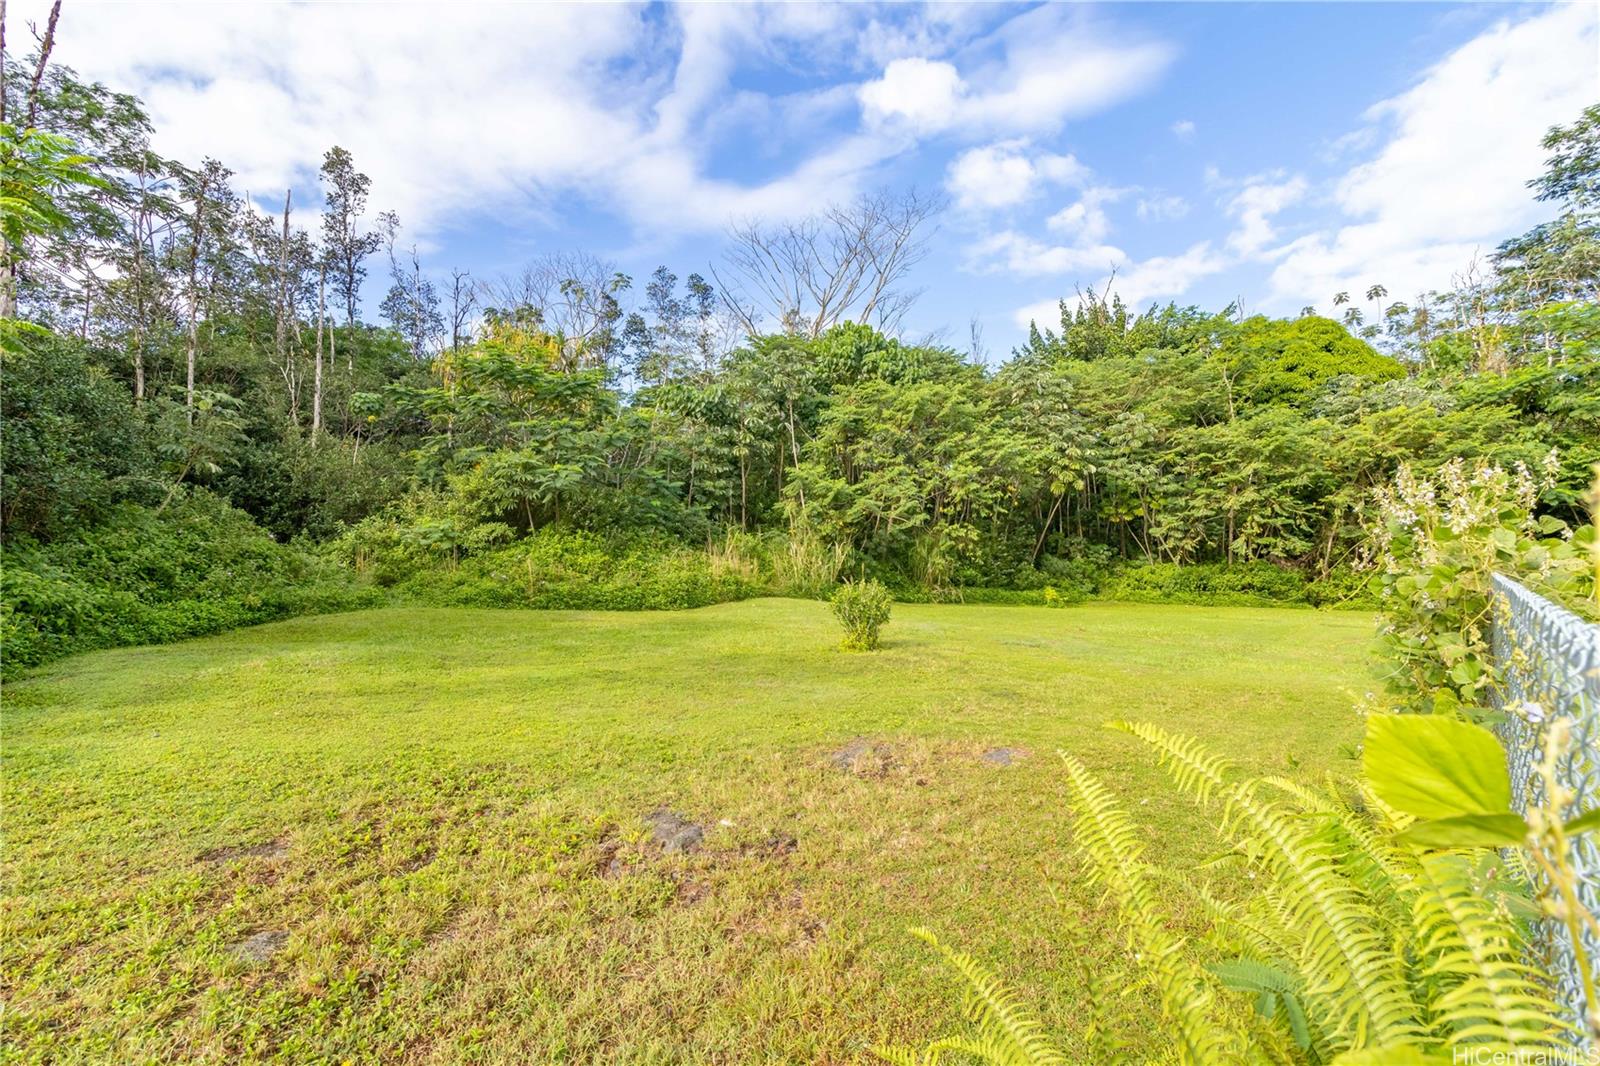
left=173, top=158, right=241, bottom=421
left=717, top=190, right=942, bottom=339
left=377, top=210, right=442, bottom=361
left=318, top=146, right=381, bottom=330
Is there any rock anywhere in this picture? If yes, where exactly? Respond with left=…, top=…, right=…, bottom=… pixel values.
left=829, top=738, right=873, bottom=769
left=980, top=747, right=1028, bottom=767
left=230, top=930, right=288, bottom=963
left=200, top=838, right=288, bottom=863
left=645, top=808, right=704, bottom=855
left=830, top=739, right=898, bottom=776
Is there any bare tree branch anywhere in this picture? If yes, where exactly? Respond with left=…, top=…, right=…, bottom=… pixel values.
left=718, top=189, right=943, bottom=339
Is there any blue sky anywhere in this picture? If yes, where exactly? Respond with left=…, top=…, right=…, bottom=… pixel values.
left=20, top=1, right=1599, bottom=356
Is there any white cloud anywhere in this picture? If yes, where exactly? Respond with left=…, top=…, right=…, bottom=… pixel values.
left=946, top=140, right=1088, bottom=210
left=1171, top=119, right=1196, bottom=141
left=858, top=57, right=968, bottom=137
left=1225, top=174, right=1307, bottom=256
left=859, top=7, right=1173, bottom=137
left=1270, top=3, right=1600, bottom=305
left=968, top=180, right=1128, bottom=277
left=1111, top=242, right=1230, bottom=307
left=1136, top=194, right=1189, bottom=221
left=1003, top=173, right=1290, bottom=321
left=1047, top=185, right=1123, bottom=245
left=970, top=230, right=1127, bottom=277
left=15, top=0, right=1178, bottom=250
left=1013, top=297, right=1064, bottom=331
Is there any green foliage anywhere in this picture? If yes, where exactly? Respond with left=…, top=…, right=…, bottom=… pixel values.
left=0, top=122, right=110, bottom=258
left=1, top=493, right=376, bottom=675
left=0, top=331, right=155, bottom=538
left=1100, top=561, right=1316, bottom=607
left=831, top=579, right=892, bottom=650
left=1363, top=716, right=1514, bottom=825
left=1366, top=457, right=1595, bottom=716
left=1224, top=315, right=1405, bottom=406
left=340, top=521, right=758, bottom=611
left=894, top=723, right=1571, bottom=1062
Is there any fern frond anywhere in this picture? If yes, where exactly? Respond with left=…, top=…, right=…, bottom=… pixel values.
left=1409, top=853, right=1572, bottom=1050
left=1211, top=957, right=1316, bottom=1052
left=1061, top=754, right=1248, bottom=1064
left=1059, top=752, right=1147, bottom=891
left=1118, top=723, right=1425, bottom=1053
left=1262, top=775, right=1416, bottom=936
left=874, top=928, right=1068, bottom=1066
left=1110, top=721, right=1235, bottom=803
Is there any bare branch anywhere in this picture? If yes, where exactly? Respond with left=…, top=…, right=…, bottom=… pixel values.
left=718, top=189, right=943, bottom=339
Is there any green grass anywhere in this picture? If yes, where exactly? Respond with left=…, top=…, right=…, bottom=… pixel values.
left=3, top=600, right=1372, bottom=1063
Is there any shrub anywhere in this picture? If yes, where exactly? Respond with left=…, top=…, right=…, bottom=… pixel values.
left=1099, top=560, right=1312, bottom=606
left=831, top=579, right=892, bottom=651
left=1, top=492, right=378, bottom=676
left=0, top=332, right=157, bottom=540
left=344, top=524, right=763, bottom=612
left=1366, top=456, right=1594, bottom=716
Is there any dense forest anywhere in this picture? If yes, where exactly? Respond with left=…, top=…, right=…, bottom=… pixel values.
left=3, top=26, right=1597, bottom=672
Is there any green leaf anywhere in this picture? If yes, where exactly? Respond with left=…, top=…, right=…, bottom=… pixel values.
left=1399, top=813, right=1526, bottom=849
left=1363, top=715, right=1513, bottom=820
left=1564, top=808, right=1600, bottom=837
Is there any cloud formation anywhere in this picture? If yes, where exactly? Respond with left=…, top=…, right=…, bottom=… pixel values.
left=945, top=140, right=1088, bottom=211
left=1269, top=3, right=1599, bottom=307
left=13, top=0, right=1173, bottom=247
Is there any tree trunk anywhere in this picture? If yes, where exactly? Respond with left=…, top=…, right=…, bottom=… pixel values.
left=276, top=190, right=293, bottom=422
left=184, top=176, right=208, bottom=423
left=313, top=263, right=325, bottom=440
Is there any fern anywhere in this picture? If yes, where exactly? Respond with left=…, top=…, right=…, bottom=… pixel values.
left=1409, top=852, right=1570, bottom=1050
left=1061, top=755, right=1247, bottom=1064
left=873, top=928, right=1068, bottom=1066
left=1211, top=957, right=1314, bottom=1052
left=892, top=722, right=1570, bottom=1063
left=1112, top=721, right=1425, bottom=1052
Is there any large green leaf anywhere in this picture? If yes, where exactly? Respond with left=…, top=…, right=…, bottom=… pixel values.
left=1564, top=808, right=1600, bottom=837
left=1398, top=813, right=1525, bottom=849
left=1363, top=715, right=1513, bottom=820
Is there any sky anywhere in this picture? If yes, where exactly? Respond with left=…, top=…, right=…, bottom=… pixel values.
left=12, top=0, right=1599, bottom=357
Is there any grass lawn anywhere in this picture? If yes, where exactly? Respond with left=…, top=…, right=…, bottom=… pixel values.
left=3, top=599, right=1372, bottom=1063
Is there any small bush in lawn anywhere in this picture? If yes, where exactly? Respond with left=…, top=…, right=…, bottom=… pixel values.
left=831, top=580, right=892, bottom=651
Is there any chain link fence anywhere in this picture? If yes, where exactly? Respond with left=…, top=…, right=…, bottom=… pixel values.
left=1490, top=573, right=1600, bottom=1033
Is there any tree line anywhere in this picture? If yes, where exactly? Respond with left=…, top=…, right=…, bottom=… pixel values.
left=3, top=17, right=1596, bottom=605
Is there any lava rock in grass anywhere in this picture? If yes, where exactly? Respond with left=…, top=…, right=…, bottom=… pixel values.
left=230, top=930, right=288, bottom=963
left=645, top=809, right=704, bottom=855
left=200, top=838, right=288, bottom=863
left=830, top=738, right=899, bottom=777
left=980, top=747, right=1029, bottom=767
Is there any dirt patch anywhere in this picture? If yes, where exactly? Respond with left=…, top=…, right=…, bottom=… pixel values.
left=735, top=830, right=799, bottom=861
left=594, top=836, right=628, bottom=879
left=398, top=848, right=437, bottom=874
left=644, top=809, right=704, bottom=855
left=980, top=747, right=1030, bottom=767
left=673, top=876, right=711, bottom=904
left=230, top=930, right=288, bottom=964
left=757, top=831, right=798, bottom=858
left=829, top=738, right=899, bottom=778
left=199, top=838, right=288, bottom=863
